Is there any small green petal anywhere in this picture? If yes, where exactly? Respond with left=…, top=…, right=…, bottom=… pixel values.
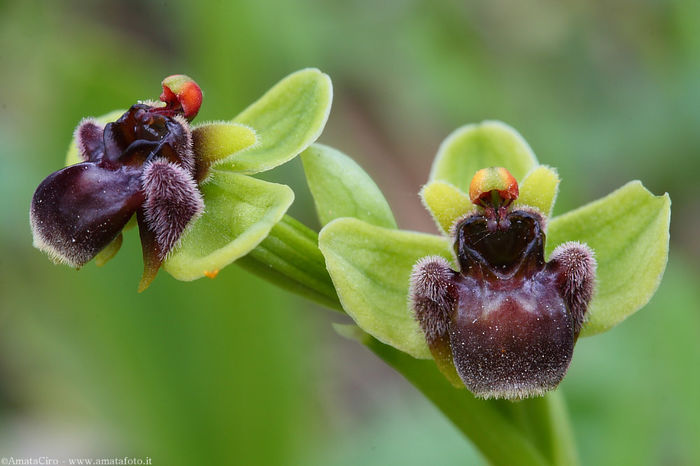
left=546, top=181, right=671, bottom=336
left=301, top=144, right=397, bottom=228
left=164, top=171, right=294, bottom=280
left=65, top=110, right=125, bottom=166
left=215, top=68, right=332, bottom=174
left=123, top=215, right=137, bottom=232
left=94, top=233, right=122, bottom=267
left=192, top=122, right=257, bottom=164
left=419, top=180, right=473, bottom=234
left=319, top=218, right=453, bottom=358
left=430, top=121, right=538, bottom=190
left=515, top=165, right=560, bottom=218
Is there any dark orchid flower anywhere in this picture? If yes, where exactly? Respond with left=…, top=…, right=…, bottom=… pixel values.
left=31, top=69, right=333, bottom=291
left=314, top=121, right=670, bottom=400
left=31, top=75, right=204, bottom=290
left=411, top=167, right=595, bottom=399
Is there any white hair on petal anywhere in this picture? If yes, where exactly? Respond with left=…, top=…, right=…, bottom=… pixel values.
left=141, top=159, right=204, bottom=258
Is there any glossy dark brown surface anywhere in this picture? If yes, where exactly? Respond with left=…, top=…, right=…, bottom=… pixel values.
left=30, top=102, right=200, bottom=284
left=451, top=210, right=573, bottom=397
left=31, top=162, right=144, bottom=266
left=411, top=205, right=595, bottom=399
left=450, top=269, right=573, bottom=398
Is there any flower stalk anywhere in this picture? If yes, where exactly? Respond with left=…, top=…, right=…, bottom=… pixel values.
left=236, top=215, right=342, bottom=311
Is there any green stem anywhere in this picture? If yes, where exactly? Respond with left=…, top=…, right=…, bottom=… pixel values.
left=242, top=215, right=578, bottom=465
left=237, top=215, right=343, bottom=311
left=335, top=325, right=547, bottom=466
left=511, top=392, right=579, bottom=465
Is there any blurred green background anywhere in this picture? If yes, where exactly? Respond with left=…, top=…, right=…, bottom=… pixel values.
left=1, top=0, right=698, bottom=464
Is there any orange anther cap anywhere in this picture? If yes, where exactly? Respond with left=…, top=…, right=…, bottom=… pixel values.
left=469, top=167, right=519, bottom=207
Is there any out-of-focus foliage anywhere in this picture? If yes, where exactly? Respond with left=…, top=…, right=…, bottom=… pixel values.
left=0, top=1, right=698, bottom=465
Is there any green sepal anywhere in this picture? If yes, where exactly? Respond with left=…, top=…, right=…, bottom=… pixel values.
left=515, top=165, right=560, bottom=218
left=429, top=121, right=537, bottom=190
left=94, top=233, right=122, bottom=267
left=427, top=331, right=465, bottom=388
left=420, top=180, right=473, bottom=234
left=65, top=109, right=125, bottom=166
left=546, top=181, right=671, bottom=336
left=301, top=144, right=397, bottom=228
left=319, top=218, right=454, bottom=358
left=214, top=68, right=332, bottom=174
left=164, top=171, right=294, bottom=280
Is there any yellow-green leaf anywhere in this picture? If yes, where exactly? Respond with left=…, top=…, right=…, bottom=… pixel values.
left=515, top=165, right=560, bottom=218
left=420, top=180, right=473, bottom=234
left=215, top=68, right=332, bottom=174
left=192, top=122, right=257, bottom=165
left=164, top=171, right=294, bottom=280
left=430, top=121, right=537, bottom=190
left=319, top=218, right=453, bottom=358
left=546, top=181, right=671, bottom=336
left=301, top=144, right=397, bottom=228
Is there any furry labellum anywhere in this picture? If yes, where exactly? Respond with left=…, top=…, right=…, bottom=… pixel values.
left=410, top=167, right=596, bottom=399
left=30, top=75, right=205, bottom=291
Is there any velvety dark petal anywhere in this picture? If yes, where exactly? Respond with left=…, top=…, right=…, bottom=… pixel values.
left=134, top=114, right=199, bottom=291
left=30, top=162, right=144, bottom=267
left=33, top=94, right=201, bottom=282
left=450, top=274, right=574, bottom=399
left=141, top=159, right=203, bottom=259
left=410, top=256, right=463, bottom=387
left=74, top=118, right=105, bottom=162
left=548, top=241, right=597, bottom=337
left=444, top=207, right=580, bottom=399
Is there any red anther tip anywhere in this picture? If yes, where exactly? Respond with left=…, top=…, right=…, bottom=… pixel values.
left=160, top=74, right=203, bottom=120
